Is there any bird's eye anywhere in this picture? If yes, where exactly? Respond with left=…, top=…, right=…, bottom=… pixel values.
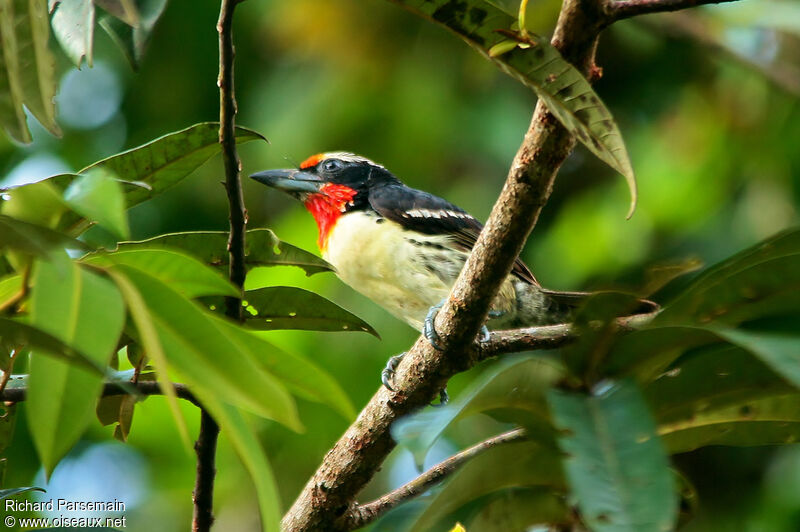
left=322, top=159, right=343, bottom=172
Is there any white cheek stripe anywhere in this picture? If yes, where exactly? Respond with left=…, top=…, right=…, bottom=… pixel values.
left=402, top=208, right=473, bottom=220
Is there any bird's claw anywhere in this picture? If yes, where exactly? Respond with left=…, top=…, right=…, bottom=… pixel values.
left=381, top=352, right=406, bottom=391
left=423, top=300, right=446, bottom=351
left=434, top=387, right=449, bottom=406
left=478, top=325, right=491, bottom=343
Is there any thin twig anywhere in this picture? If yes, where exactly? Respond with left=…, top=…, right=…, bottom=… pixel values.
left=192, top=0, right=248, bottom=530
left=602, top=0, right=741, bottom=23
left=0, top=349, right=18, bottom=394
left=0, top=380, right=199, bottom=406
left=347, top=428, right=529, bottom=529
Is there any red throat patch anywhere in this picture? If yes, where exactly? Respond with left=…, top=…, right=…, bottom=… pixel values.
left=304, top=183, right=358, bottom=251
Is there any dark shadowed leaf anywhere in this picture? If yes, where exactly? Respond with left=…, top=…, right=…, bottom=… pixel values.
left=113, top=229, right=332, bottom=275
left=99, top=0, right=167, bottom=70
left=660, top=393, right=800, bottom=453
left=410, top=441, right=564, bottom=532
left=0, top=403, right=17, bottom=455
left=234, top=286, right=377, bottom=337
left=83, top=248, right=239, bottom=299
left=467, top=487, right=570, bottom=532
left=81, top=122, right=266, bottom=207
left=393, top=355, right=562, bottom=467
left=51, top=0, right=95, bottom=67
left=548, top=380, right=676, bottom=532
left=389, top=0, right=636, bottom=215
left=714, top=328, right=800, bottom=390
left=644, top=343, right=795, bottom=426
left=94, top=0, right=139, bottom=26
left=27, top=255, right=125, bottom=475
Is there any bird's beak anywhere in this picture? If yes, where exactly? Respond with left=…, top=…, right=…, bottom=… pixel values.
left=249, top=169, right=324, bottom=197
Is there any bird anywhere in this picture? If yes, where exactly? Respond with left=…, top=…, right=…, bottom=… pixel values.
left=250, top=152, right=653, bottom=397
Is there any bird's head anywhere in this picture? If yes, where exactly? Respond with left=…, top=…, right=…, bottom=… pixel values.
left=250, top=152, right=398, bottom=250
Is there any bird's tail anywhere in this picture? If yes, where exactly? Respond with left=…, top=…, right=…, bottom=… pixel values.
left=539, top=288, right=659, bottom=324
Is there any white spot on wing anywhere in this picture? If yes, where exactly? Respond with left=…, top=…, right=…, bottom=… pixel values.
left=403, top=208, right=473, bottom=220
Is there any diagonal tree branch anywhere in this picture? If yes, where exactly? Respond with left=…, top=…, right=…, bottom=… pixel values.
left=281, top=0, right=737, bottom=529
left=602, top=0, right=741, bottom=23
left=0, top=380, right=200, bottom=407
left=346, top=428, right=529, bottom=529
left=192, top=0, right=247, bottom=531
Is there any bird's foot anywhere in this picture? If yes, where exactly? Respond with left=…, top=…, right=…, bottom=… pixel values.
left=423, top=300, right=446, bottom=351
left=434, top=387, right=449, bottom=406
left=381, top=352, right=406, bottom=391
left=478, top=325, right=491, bottom=343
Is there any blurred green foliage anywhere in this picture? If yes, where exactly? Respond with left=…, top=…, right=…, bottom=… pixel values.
left=0, top=0, right=799, bottom=531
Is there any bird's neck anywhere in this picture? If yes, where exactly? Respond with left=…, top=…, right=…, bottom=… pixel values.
left=304, top=184, right=358, bottom=251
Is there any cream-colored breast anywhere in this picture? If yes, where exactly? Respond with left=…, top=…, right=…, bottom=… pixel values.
left=322, top=211, right=456, bottom=331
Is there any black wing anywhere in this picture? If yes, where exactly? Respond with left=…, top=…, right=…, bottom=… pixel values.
left=368, top=184, right=538, bottom=286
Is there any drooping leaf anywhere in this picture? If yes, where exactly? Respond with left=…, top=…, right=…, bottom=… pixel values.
left=27, top=254, right=125, bottom=475
left=63, top=167, right=130, bottom=239
left=0, top=0, right=31, bottom=142
left=0, top=273, right=21, bottom=309
left=0, top=214, right=89, bottom=256
left=548, top=380, right=677, bottom=532
left=233, top=286, right=377, bottom=337
left=410, top=441, right=564, bottom=532
left=99, top=0, right=166, bottom=70
left=393, top=355, right=562, bottom=467
left=83, top=248, right=239, bottom=299
left=113, top=229, right=332, bottom=276
left=660, top=393, right=800, bottom=453
left=51, top=0, right=95, bottom=67
left=215, top=320, right=354, bottom=420
left=109, top=264, right=302, bottom=431
left=389, top=0, right=636, bottom=216
left=11, top=0, right=61, bottom=137
left=93, top=0, right=138, bottom=26
left=81, top=122, right=267, bottom=207
left=191, top=396, right=281, bottom=532
left=713, top=328, right=800, bottom=391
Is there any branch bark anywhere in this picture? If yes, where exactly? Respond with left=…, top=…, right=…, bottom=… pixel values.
left=192, top=0, right=247, bottom=531
left=347, top=428, right=529, bottom=529
left=0, top=380, right=199, bottom=406
left=602, top=0, right=740, bottom=23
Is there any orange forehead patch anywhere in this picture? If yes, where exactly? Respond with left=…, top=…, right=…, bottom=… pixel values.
left=299, top=153, right=325, bottom=169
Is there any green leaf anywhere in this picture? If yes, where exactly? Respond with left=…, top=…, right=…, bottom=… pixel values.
left=0, top=0, right=31, bottom=142
left=81, top=122, right=267, bottom=208
left=393, top=356, right=562, bottom=467
left=0, top=214, right=89, bottom=256
left=0, top=403, right=17, bottom=455
left=0, top=273, right=21, bottom=309
left=110, top=264, right=302, bottom=431
left=114, top=229, right=332, bottom=276
left=27, top=254, right=125, bottom=475
left=63, top=168, right=130, bottom=239
left=660, top=393, right=800, bottom=453
left=0, top=486, right=45, bottom=499
left=11, top=0, right=60, bottom=137
left=191, top=397, right=281, bottom=532
left=234, top=286, right=377, bottom=337
left=389, top=0, right=636, bottom=216
left=99, top=0, right=166, bottom=70
left=214, top=320, right=355, bottom=420
left=83, top=248, right=239, bottom=299
left=51, top=0, right=95, bottom=67
left=410, top=441, right=564, bottom=532
left=548, top=380, right=676, bottom=532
